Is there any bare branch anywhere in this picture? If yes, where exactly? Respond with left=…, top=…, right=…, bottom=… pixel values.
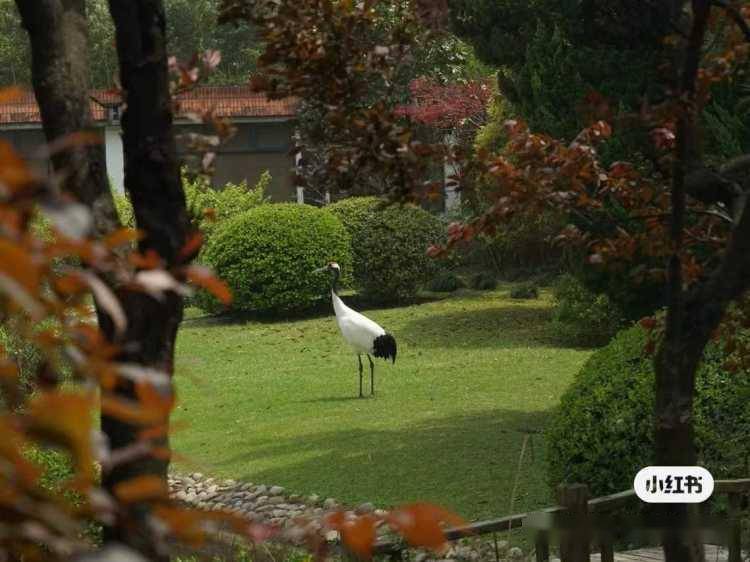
left=720, top=153, right=750, bottom=178
left=684, top=165, right=742, bottom=205
left=682, top=153, right=750, bottom=221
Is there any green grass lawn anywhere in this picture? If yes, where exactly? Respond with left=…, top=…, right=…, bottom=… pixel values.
left=172, top=284, right=591, bottom=522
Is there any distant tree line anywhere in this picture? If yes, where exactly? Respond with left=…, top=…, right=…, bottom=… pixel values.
left=0, top=0, right=261, bottom=88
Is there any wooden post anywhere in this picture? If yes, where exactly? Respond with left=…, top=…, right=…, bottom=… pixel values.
left=597, top=522, right=614, bottom=562
left=599, top=540, right=614, bottom=562
left=535, top=530, right=550, bottom=562
left=728, top=493, right=742, bottom=562
left=557, top=484, right=590, bottom=562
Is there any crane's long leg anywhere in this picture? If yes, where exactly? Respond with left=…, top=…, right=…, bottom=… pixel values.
left=367, top=354, right=375, bottom=396
left=357, top=354, right=364, bottom=398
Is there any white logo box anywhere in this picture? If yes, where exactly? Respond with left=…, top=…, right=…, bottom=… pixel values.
left=634, top=466, right=714, bottom=503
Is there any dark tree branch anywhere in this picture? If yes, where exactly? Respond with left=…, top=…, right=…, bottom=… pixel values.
left=684, top=154, right=750, bottom=220
left=720, top=153, right=750, bottom=179
left=684, top=165, right=741, bottom=206
left=684, top=194, right=750, bottom=338
left=102, top=1, right=189, bottom=559
left=630, top=209, right=734, bottom=224
left=13, top=0, right=120, bottom=239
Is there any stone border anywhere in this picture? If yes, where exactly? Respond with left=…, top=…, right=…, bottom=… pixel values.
left=168, top=473, right=541, bottom=561
left=169, top=472, right=382, bottom=528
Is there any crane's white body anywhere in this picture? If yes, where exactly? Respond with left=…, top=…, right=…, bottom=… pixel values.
left=331, top=290, right=385, bottom=355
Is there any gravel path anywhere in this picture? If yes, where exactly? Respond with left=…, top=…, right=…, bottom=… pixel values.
left=168, top=472, right=540, bottom=561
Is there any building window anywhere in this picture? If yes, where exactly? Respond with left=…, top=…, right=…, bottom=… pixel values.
left=249, top=124, right=290, bottom=152
left=107, top=105, right=122, bottom=124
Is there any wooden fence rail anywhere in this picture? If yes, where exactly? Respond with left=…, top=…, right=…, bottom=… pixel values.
left=371, top=478, right=750, bottom=562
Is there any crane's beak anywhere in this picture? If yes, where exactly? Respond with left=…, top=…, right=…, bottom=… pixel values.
left=312, top=266, right=328, bottom=274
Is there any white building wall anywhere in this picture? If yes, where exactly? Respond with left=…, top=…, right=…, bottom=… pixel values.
left=105, top=126, right=124, bottom=193
left=443, top=132, right=461, bottom=215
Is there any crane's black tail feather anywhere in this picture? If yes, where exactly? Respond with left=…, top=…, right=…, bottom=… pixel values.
left=373, top=333, right=397, bottom=364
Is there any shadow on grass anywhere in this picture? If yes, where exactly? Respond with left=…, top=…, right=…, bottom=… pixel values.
left=399, top=304, right=574, bottom=349
left=297, top=395, right=368, bottom=404
left=215, top=407, right=554, bottom=517
left=182, top=293, right=449, bottom=328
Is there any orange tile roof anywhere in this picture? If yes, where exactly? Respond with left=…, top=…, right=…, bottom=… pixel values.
left=0, top=85, right=297, bottom=126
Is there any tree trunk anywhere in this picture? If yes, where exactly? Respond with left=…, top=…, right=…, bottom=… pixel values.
left=16, top=1, right=188, bottom=558
left=101, top=1, right=188, bottom=559
left=655, top=2, right=710, bottom=561
left=13, top=0, right=120, bottom=238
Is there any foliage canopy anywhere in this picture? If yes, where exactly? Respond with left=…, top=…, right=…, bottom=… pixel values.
left=0, top=0, right=261, bottom=87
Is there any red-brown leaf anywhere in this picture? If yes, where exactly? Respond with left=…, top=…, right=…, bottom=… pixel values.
left=0, top=273, right=44, bottom=320
left=341, top=515, right=376, bottom=559
left=36, top=131, right=102, bottom=159
left=114, top=475, right=168, bottom=503
left=178, top=232, right=204, bottom=264
left=426, top=245, right=445, bottom=258
left=387, top=503, right=465, bottom=553
left=0, top=140, right=34, bottom=191
left=104, top=228, right=141, bottom=248
left=28, top=392, right=97, bottom=483
left=82, top=272, right=127, bottom=335
left=184, top=265, right=232, bottom=305
left=202, top=49, right=222, bottom=71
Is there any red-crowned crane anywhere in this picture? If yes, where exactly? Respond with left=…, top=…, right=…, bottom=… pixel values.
left=314, top=262, right=397, bottom=397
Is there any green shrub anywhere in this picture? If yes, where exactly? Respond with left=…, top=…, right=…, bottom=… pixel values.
left=550, top=274, right=625, bottom=347
left=547, top=324, right=750, bottom=497
left=327, top=196, right=381, bottom=289
left=113, top=192, right=135, bottom=229
left=25, top=446, right=75, bottom=494
left=24, top=445, right=101, bottom=543
left=199, top=204, right=352, bottom=313
left=111, top=171, right=270, bottom=235
left=510, top=282, right=538, bottom=300
left=428, top=271, right=464, bottom=293
left=0, top=320, right=71, bottom=404
left=444, top=195, right=568, bottom=276
left=327, top=196, right=381, bottom=234
left=473, top=90, right=510, bottom=154
left=702, top=79, right=750, bottom=166
left=489, top=211, right=567, bottom=271
left=567, top=215, right=666, bottom=320
left=328, top=197, right=445, bottom=303
left=469, top=271, right=497, bottom=291
left=184, top=171, right=269, bottom=236
left=0, top=322, right=43, bottom=399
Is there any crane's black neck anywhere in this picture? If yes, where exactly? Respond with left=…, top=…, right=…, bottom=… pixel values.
left=330, top=268, right=340, bottom=294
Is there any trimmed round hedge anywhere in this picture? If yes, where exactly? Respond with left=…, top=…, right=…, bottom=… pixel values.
left=327, top=196, right=380, bottom=287
left=428, top=271, right=464, bottom=293
left=200, top=204, right=352, bottom=313
left=547, top=324, right=750, bottom=497
left=328, top=197, right=444, bottom=303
